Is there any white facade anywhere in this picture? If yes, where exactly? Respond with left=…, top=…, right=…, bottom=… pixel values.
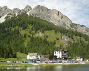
left=54, top=50, right=62, bottom=58
left=76, top=57, right=84, bottom=61
left=54, top=49, right=68, bottom=59
left=27, top=55, right=29, bottom=59
left=27, top=53, right=41, bottom=60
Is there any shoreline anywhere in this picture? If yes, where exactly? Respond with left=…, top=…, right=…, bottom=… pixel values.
left=0, top=62, right=88, bottom=67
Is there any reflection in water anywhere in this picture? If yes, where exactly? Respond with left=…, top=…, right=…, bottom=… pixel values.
left=26, top=66, right=37, bottom=71
left=1, top=64, right=89, bottom=71
left=14, top=67, right=21, bottom=69
left=54, top=65, right=62, bottom=71
left=26, top=66, right=45, bottom=71
left=6, top=66, right=46, bottom=71
left=7, top=67, right=24, bottom=71
left=7, top=67, right=12, bottom=69
left=7, top=67, right=23, bottom=69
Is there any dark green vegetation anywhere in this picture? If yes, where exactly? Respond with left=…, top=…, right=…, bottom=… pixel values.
left=0, top=13, right=89, bottom=59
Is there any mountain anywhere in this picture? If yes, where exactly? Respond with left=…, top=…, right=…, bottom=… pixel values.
left=0, top=5, right=89, bottom=59
left=0, top=5, right=89, bottom=35
left=0, top=13, right=89, bottom=59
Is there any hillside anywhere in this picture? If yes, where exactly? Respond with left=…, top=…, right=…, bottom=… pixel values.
left=0, top=5, right=89, bottom=35
left=0, top=13, right=89, bottom=59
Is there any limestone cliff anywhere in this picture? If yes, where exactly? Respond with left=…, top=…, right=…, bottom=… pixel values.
left=29, top=5, right=72, bottom=28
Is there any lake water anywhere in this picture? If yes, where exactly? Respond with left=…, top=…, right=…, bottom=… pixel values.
left=0, top=64, right=89, bottom=71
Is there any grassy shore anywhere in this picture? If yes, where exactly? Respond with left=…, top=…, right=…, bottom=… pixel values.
left=0, top=63, right=33, bottom=67
left=0, top=62, right=89, bottom=68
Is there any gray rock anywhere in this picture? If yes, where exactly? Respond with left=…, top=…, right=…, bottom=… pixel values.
left=71, top=23, right=89, bottom=35
left=21, top=9, right=26, bottom=13
left=29, top=5, right=72, bottom=28
left=23, top=5, right=32, bottom=12
left=62, top=35, right=74, bottom=43
left=0, top=6, right=12, bottom=16
left=12, top=8, right=21, bottom=16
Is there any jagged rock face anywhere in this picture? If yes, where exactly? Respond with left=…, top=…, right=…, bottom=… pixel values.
left=80, top=27, right=89, bottom=35
left=0, top=6, right=21, bottom=17
left=29, top=5, right=72, bottom=28
left=0, top=6, right=12, bottom=16
left=21, top=5, right=32, bottom=13
left=12, top=8, right=21, bottom=16
left=0, top=5, right=72, bottom=28
left=71, top=24, right=89, bottom=35
left=23, top=5, right=32, bottom=12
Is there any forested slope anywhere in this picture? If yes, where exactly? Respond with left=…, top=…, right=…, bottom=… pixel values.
left=0, top=13, right=89, bottom=59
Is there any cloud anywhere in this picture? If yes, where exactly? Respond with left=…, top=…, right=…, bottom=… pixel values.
left=0, top=0, right=89, bottom=28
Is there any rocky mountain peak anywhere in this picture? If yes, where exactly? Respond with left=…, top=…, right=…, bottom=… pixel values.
left=29, top=5, right=72, bottom=28
left=0, top=6, right=12, bottom=16
left=2, top=6, right=8, bottom=10
left=24, top=5, right=32, bottom=12
left=12, top=8, right=21, bottom=16
left=33, top=5, right=49, bottom=11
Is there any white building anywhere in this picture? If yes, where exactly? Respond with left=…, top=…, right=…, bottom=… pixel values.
left=27, top=53, right=41, bottom=60
left=76, top=57, right=84, bottom=61
left=54, top=49, right=68, bottom=59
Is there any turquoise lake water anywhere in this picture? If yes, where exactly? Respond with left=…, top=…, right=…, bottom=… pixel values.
left=0, top=64, right=89, bottom=71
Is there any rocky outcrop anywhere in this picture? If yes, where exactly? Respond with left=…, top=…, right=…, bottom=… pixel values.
left=62, top=35, right=74, bottom=43
left=29, top=5, right=72, bottom=28
left=71, top=23, right=89, bottom=35
left=0, top=6, right=12, bottom=16
left=0, top=6, right=21, bottom=18
left=0, top=14, right=7, bottom=23
left=0, top=5, right=89, bottom=36
left=23, top=5, right=32, bottom=12
left=21, top=5, right=32, bottom=13
left=12, top=8, right=21, bottom=16
left=76, top=25, right=89, bottom=35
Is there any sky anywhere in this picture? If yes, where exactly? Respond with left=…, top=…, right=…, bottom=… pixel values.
left=0, top=0, right=89, bottom=28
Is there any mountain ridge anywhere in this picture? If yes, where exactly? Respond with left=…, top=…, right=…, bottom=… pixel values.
left=0, top=5, right=89, bottom=35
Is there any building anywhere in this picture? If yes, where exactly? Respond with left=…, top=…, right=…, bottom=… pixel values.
left=76, top=57, right=84, bottom=61
left=27, top=53, right=41, bottom=60
left=54, top=49, right=68, bottom=59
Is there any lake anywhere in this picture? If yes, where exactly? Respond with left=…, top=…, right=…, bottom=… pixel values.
left=0, top=64, right=89, bottom=71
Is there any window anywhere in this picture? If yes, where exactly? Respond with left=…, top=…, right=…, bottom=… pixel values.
left=55, top=51, right=56, bottom=54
